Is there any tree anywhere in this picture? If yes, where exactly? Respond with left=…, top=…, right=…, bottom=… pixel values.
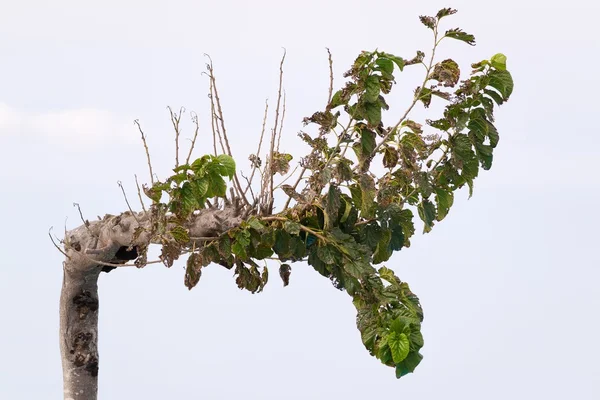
left=54, top=8, right=513, bottom=400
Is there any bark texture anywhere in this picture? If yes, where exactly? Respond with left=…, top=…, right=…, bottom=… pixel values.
left=60, top=205, right=245, bottom=399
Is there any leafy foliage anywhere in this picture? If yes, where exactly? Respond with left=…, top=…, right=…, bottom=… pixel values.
left=134, top=8, right=513, bottom=379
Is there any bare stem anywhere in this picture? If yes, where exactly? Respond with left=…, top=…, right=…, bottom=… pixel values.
left=134, top=119, right=155, bottom=186
left=205, top=55, right=250, bottom=207
left=134, top=174, right=148, bottom=213
left=244, top=100, right=269, bottom=198
left=265, top=49, right=286, bottom=213
left=117, top=181, right=141, bottom=224
left=168, top=106, right=185, bottom=168
left=185, top=111, right=201, bottom=165
left=326, top=48, right=334, bottom=105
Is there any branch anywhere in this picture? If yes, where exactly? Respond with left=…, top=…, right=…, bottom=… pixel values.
left=134, top=119, right=155, bottom=186
left=168, top=106, right=185, bottom=168
left=185, top=111, right=201, bottom=165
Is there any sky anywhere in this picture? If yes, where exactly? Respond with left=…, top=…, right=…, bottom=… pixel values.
left=1, top=0, right=599, bottom=399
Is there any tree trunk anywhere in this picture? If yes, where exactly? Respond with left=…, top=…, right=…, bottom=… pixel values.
left=58, top=205, right=246, bottom=399
left=59, top=265, right=101, bottom=400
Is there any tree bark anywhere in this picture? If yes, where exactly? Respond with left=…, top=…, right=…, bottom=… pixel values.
left=59, top=205, right=246, bottom=399
left=59, top=265, right=101, bottom=400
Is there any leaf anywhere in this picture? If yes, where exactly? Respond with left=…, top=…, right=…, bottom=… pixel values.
left=418, top=199, right=436, bottom=233
left=419, top=15, right=436, bottom=29
left=246, top=217, right=266, bottom=233
left=325, top=185, right=341, bottom=229
left=206, top=172, right=227, bottom=198
left=434, top=188, right=454, bottom=221
left=365, top=75, right=381, bottom=103
left=359, top=175, right=376, bottom=219
left=169, top=225, right=190, bottom=244
left=383, top=146, right=399, bottom=169
left=488, top=70, right=514, bottom=100
left=273, top=230, right=292, bottom=259
left=184, top=253, right=203, bottom=290
left=430, top=59, right=460, bottom=87
left=388, top=332, right=410, bottom=363
left=490, top=53, right=507, bottom=71
left=395, top=352, right=423, bottom=378
left=360, top=128, right=376, bottom=157
left=365, top=101, right=382, bottom=126
left=216, top=154, right=236, bottom=178
left=388, top=55, right=405, bottom=71
left=444, top=28, right=476, bottom=46
left=329, top=90, right=344, bottom=109
left=317, top=244, right=337, bottom=264
left=417, top=87, right=432, bottom=108
left=373, top=229, right=392, bottom=264
left=436, top=8, right=457, bottom=19
left=283, top=220, right=301, bottom=235
left=279, top=263, right=291, bottom=286
left=375, top=57, right=394, bottom=75
left=271, top=152, right=294, bottom=175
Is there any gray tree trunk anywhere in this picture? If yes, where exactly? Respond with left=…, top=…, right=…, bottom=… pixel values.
left=59, top=206, right=245, bottom=399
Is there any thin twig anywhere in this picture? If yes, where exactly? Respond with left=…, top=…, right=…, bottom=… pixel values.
left=241, top=172, right=257, bottom=203
left=49, top=227, right=70, bottom=259
left=134, top=119, right=155, bottom=185
left=117, top=181, right=141, bottom=224
left=72, top=203, right=93, bottom=236
left=185, top=111, right=201, bottom=165
left=266, top=49, right=286, bottom=213
left=276, top=90, right=286, bottom=153
left=168, top=106, right=185, bottom=168
left=134, top=174, right=147, bottom=213
left=205, top=55, right=250, bottom=207
left=326, top=47, right=334, bottom=105
left=244, top=99, right=269, bottom=198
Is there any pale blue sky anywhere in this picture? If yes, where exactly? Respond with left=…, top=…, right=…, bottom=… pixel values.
left=1, top=0, right=598, bottom=399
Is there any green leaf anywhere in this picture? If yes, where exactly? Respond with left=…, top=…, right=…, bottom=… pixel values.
left=444, top=28, right=476, bottom=46
left=488, top=70, right=514, bottom=100
left=329, top=90, right=344, bottom=109
left=434, top=188, right=454, bottom=221
left=388, top=332, right=410, bottom=363
left=317, top=244, right=337, bottom=264
left=360, top=128, right=376, bottom=157
left=365, top=75, right=381, bottom=103
left=170, top=226, right=190, bottom=244
left=216, top=154, right=236, bottom=178
left=207, top=172, right=227, bottom=197
left=395, top=351, right=423, bottom=378
left=273, top=230, right=292, bottom=259
left=417, top=87, right=432, bottom=108
left=418, top=199, right=436, bottom=233
left=359, top=175, right=376, bottom=219
left=388, top=55, right=405, bottom=71
left=490, top=53, right=507, bottom=71
left=484, top=88, right=504, bottom=106
left=283, top=220, right=301, bottom=235
left=365, top=101, right=382, bottom=126
left=246, top=217, right=266, bottom=233
left=373, top=229, right=392, bottom=264
left=375, top=57, right=394, bottom=75
left=325, top=185, right=341, bottom=229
